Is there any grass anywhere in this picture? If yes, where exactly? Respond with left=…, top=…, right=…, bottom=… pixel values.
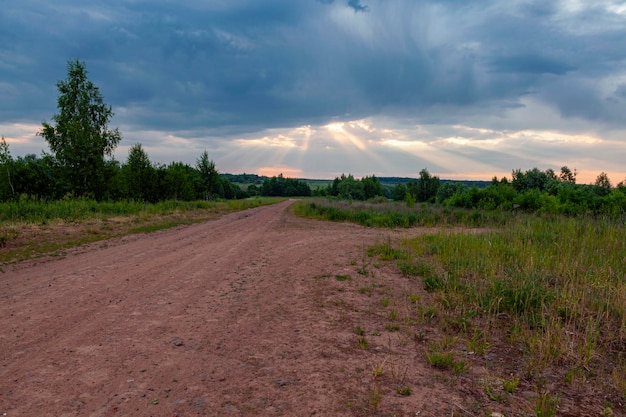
left=426, top=350, right=469, bottom=373
left=335, top=274, right=351, bottom=281
left=293, top=198, right=512, bottom=228
left=357, top=337, right=369, bottom=350
left=0, top=197, right=285, bottom=263
left=503, top=377, right=520, bottom=394
left=388, top=212, right=624, bottom=401
left=535, top=391, right=559, bottom=417
left=296, top=198, right=626, bottom=411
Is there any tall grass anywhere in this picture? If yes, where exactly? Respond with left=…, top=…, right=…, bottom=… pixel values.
left=296, top=198, right=626, bottom=398
left=393, top=214, right=626, bottom=390
left=0, top=197, right=281, bottom=223
left=0, top=197, right=284, bottom=262
left=293, top=198, right=512, bottom=228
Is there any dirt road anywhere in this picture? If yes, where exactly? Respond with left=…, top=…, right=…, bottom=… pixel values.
left=2, top=200, right=471, bottom=416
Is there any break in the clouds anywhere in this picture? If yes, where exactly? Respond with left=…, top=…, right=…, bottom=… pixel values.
left=1, top=0, right=625, bottom=183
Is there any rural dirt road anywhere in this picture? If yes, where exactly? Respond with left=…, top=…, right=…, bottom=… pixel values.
left=14, top=200, right=620, bottom=416
left=1, top=200, right=471, bottom=417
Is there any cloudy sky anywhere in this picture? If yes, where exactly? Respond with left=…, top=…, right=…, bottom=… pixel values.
left=2, top=0, right=626, bottom=183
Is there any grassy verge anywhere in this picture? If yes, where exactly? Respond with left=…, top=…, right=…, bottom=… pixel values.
left=293, top=198, right=512, bottom=228
left=385, top=215, right=625, bottom=377
left=297, top=197, right=626, bottom=412
left=0, top=197, right=285, bottom=264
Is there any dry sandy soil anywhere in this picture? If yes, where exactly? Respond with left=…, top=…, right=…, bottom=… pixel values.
left=0, top=200, right=617, bottom=416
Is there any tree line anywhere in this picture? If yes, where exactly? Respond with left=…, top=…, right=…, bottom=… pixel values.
left=314, top=167, right=626, bottom=217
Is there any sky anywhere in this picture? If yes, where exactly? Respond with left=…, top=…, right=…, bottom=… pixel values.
left=1, top=0, right=626, bottom=184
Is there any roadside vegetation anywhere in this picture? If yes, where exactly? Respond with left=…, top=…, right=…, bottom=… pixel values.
left=0, top=197, right=283, bottom=264
left=296, top=197, right=626, bottom=414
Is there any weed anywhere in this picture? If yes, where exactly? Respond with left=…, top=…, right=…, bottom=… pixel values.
left=387, top=357, right=409, bottom=386
left=535, top=391, right=559, bottom=417
left=601, top=407, right=615, bottom=417
left=396, top=386, right=411, bottom=396
left=368, top=240, right=406, bottom=260
left=354, top=325, right=365, bottom=336
left=439, top=335, right=458, bottom=350
left=372, top=362, right=385, bottom=378
left=381, top=297, right=390, bottom=307
left=427, top=342, right=469, bottom=374
left=452, top=359, right=470, bottom=374
left=335, top=274, right=351, bottom=281
left=423, top=274, right=446, bottom=292
left=485, top=384, right=504, bottom=402
left=369, top=385, right=382, bottom=409
left=503, top=377, right=520, bottom=393
left=406, top=293, right=420, bottom=304
left=359, top=287, right=372, bottom=296
left=414, top=330, right=427, bottom=343
left=612, top=363, right=626, bottom=396
left=398, top=259, right=432, bottom=277
left=427, top=351, right=455, bottom=369
left=388, top=309, right=399, bottom=320
left=357, top=337, right=369, bottom=350
left=385, top=324, right=400, bottom=332
left=467, top=329, right=489, bottom=355
left=357, top=253, right=369, bottom=276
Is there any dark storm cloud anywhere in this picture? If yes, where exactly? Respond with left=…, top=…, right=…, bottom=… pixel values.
left=317, top=0, right=368, bottom=11
left=347, top=0, right=369, bottom=12
left=1, top=0, right=626, bottom=137
left=489, top=55, right=575, bottom=75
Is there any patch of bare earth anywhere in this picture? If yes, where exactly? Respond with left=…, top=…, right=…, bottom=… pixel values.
left=0, top=200, right=619, bottom=416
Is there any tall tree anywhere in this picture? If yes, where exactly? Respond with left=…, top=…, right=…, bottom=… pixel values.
left=559, top=166, right=577, bottom=184
left=123, top=144, right=156, bottom=202
left=39, top=59, right=122, bottom=199
left=0, top=136, right=15, bottom=197
left=362, top=175, right=383, bottom=200
left=409, top=168, right=440, bottom=202
left=594, top=172, right=612, bottom=189
left=196, top=150, right=220, bottom=200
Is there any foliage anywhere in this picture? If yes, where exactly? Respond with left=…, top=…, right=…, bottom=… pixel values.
left=407, top=169, right=440, bottom=203
left=39, top=60, right=122, bottom=199
left=293, top=199, right=512, bottom=228
left=261, top=174, right=311, bottom=197
left=595, top=172, right=612, bottom=190
left=362, top=175, right=384, bottom=200
left=0, top=136, right=15, bottom=198
left=122, top=144, right=157, bottom=202
left=442, top=167, right=626, bottom=217
left=511, top=167, right=556, bottom=193
left=196, top=150, right=220, bottom=200
left=373, top=213, right=626, bottom=396
left=435, top=181, right=467, bottom=204
left=323, top=173, right=384, bottom=200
